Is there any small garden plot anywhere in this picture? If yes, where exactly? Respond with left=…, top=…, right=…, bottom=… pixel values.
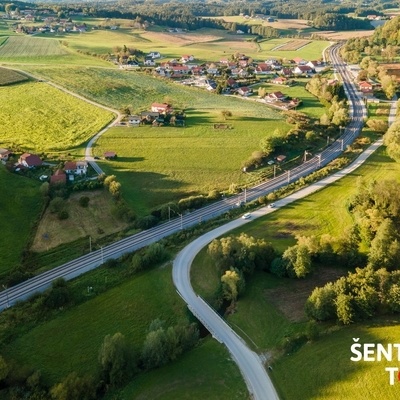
left=0, top=67, right=28, bottom=85
left=272, top=39, right=311, bottom=51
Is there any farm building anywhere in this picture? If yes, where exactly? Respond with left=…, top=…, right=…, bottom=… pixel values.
left=0, top=148, right=12, bottom=161
left=64, top=161, right=88, bottom=175
left=18, top=153, right=42, bottom=168
left=151, top=103, right=173, bottom=114
left=50, top=169, right=67, bottom=185
left=104, top=151, right=117, bottom=159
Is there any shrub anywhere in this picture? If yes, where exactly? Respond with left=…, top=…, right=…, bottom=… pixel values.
left=79, top=196, right=90, bottom=207
left=58, top=210, right=69, bottom=220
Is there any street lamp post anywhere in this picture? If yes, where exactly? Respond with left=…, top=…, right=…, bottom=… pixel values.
left=340, top=139, right=344, bottom=151
left=287, top=170, right=290, bottom=183
left=100, top=246, right=104, bottom=264
left=317, top=154, right=322, bottom=168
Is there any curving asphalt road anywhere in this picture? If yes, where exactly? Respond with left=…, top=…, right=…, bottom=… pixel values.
left=0, top=45, right=367, bottom=313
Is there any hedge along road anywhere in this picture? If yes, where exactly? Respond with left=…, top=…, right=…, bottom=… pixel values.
left=0, top=66, right=122, bottom=174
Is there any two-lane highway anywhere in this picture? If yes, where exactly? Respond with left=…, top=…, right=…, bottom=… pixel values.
left=0, top=44, right=366, bottom=312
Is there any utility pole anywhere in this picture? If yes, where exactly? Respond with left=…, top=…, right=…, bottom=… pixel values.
left=244, top=187, right=247, bottom=203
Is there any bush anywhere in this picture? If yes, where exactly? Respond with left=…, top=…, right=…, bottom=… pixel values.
left=49, top=197, right=65, bottom=213
left=79, top=196, right=90, bottom=207
left=58, top=210, right=69, bottom=220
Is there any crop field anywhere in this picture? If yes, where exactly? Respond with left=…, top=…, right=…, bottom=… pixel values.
left=0, top=166, right=42, bottom=278
left=0, top=67, right=28, bottom=85
left=0, top=36, right=68, bottom=57
left=0, top=82, right=114, bottom=151
left=272, top=40, right=311, bottom=51
left=3, top=264, right=189, bottom=384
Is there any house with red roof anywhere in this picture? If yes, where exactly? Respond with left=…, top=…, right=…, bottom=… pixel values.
left=151, top=103, right=173, bottom=114
left=64, top=161, right=88, bottom=175
left=50, top=169, right=67, bottom=185
left=272, top=76, right=288, bottom=85
left=237, top=87, right=252, bottom=96
left=358, top=81, right=373, bottom=92
left=265, top=91, right=287, bottom=102
left=18, top=153, right=42, bottom=168
left=254, top=63, right=273, bottom=75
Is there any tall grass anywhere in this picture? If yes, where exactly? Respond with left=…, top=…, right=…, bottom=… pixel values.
left=0, top=82, right=114, bottom=151
left=0, top=166, right=42, bottom=278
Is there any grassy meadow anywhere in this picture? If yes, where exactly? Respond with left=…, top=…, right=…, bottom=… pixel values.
left=0, top=166, right=42, bottom=278
left=253, top=78, right=327, bottom=118
left=96, top=113, right=288, bottom=215
left=3, top=264, right=188, bottom=385
left=0, top=82, right=114, bottom=151
left=273, top=319, right=400, bottom=400
left=116, top=338, right=248, bottom=400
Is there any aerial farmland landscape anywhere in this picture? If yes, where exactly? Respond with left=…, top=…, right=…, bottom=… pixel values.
left=1, top=0, right=400, bottom=399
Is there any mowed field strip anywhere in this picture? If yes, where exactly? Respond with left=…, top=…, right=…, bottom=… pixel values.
left=272, top=39, right=311, bottom=51
left=0, top=36, right=68, bottom=57
left=0, top=66, right=29, bottom=85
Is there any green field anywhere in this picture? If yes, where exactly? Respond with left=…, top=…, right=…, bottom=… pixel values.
left=0, top=166, right=42, bottom=278
left=0, top=36, right=68, bottom=57
left=3, top=264, right=189, bottom=385
left=0, top=82, right=114, bottom=151
left=259, top=38, right=329, bottom=60
left=273, top=319, right=400, bottom=400
left=253, top=78, right=327, bottom=118
left=117, top=338, right=248, bottom=400
left=96, top=114, right=288, bottom=215
left=0, top=67, right=29, bottom=85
